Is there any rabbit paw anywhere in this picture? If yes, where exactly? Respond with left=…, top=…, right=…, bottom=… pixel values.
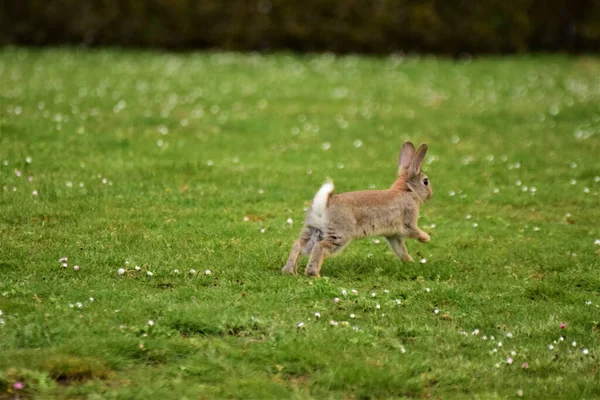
left=401, top=254, right=415, bottom=263
left=418, top=233, right=431, bottom=243
left=282, top=264, right=297, bottom=275
left=304, top=266, right=320, bottom=277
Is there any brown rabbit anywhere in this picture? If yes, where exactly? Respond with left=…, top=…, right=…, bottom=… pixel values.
left=282, top=142, right=433, bottom=277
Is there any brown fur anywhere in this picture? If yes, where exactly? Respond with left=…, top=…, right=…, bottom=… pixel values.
left=282, top=142, right=433, bottom=277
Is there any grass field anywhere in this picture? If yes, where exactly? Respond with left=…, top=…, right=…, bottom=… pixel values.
left=1, top=48, right=599, bottom=399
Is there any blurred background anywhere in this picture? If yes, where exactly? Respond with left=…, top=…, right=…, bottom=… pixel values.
left=2, top=0, right=599, bottom=54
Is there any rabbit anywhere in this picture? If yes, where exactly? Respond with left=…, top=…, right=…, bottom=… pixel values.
left=282, top=142, right=433, bottom=277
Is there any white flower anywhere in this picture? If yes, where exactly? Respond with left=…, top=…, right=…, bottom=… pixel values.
left=498, top=342, right=503, bottom=347
left=352, top=289, right=358, bottom=295
left=559, top=336, right=564, bottom=342
left=506, top=332, right=513, bottom=338
left=173, top=269, right=179, bottom=273
left=118, top=268, right=125, bottom=275
left=189, top=269, right=197, bottom=274
left=334, top=297, right=340, bottom=303
left=62, top=263, right=68, bottom=268
left=314, top=312, right=321, bottom=319
left=243, top=216, right=249, bottom=221
left=341, top=290, right=347, bottom=296
left=594, top=239, right=600, bottom=246
left=297, top=322, right=304, bottom=329
left=0, top=310, right=3, bottom=316
left=147, top=271, right=153, bottom=276
left=425, top=288, right=431, bottom=292
left=482, top=335, right=488, bottom=340
left=572, top=341, right=577, bottom=347
left=472, top=223, right=478, bottom=227
left=490, top=336, right=495, bottom=340
left=548, top=344, right=554, bottom=350
left=0, top=318, right=4, bottom=325
left=125, top=261, right=130, bottom=266
left=329, top=320, right=338, bottom=326
left=507, top=357, right=513, bottom=365
left=395, top=299, right=401, bottom=305
left=510, top=351, right=516, bottom=356
left=582, top=348, right=589, bottom=355
left=383, top=289, right=389, bottom=293
left=76, top=302, right=83, bottom=309
left=420, top=258, right=427, bottom=264
left=371, top=292, right=376, bottom=297
left=135, top=265, right=141, bottom=271
left=585, top=301, right=592, bottom=305
left=286, top=218, right=293, bottom=225
left=472, top=329, right=480, bottom=336
left=321, top=142, right=331, bottom=150
left=375, top=304, right=381, bottom=310
left=433, top=308, right=439, bottom=314
left=89, top=298, right=94, bottom=302
left=148, top=320, right=154, bottom=326
left=260, top=228, right=266, bottom=233
left=350, top=314, right=356, bottom=319
left=32, top=190, right=38, bottom=196
left=205, top=269, right=212, bottom=276
left=466, top=214, right=472, bottom=219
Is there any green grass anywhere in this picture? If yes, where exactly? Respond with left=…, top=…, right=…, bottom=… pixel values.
left=1, top=48, right=599, bottom=399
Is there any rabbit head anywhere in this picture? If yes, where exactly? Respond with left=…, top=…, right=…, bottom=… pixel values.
left=398, top=142, right=433, bottom=202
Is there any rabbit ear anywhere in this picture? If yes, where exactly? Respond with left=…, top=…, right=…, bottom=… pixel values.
left=398, top=142, right=415, bottom=170
left=410, top=143, right=428, bottom=174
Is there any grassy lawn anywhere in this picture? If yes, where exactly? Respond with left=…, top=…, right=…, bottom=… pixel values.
left=1, top=48, right=599, bottom=399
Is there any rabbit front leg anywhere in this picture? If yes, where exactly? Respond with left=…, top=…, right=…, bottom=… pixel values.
left=404, top=223, right=430, bottom=243
left=385, top=235, right=414, bottom=262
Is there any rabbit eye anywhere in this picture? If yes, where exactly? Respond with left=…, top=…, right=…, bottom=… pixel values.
left=423, top=178, right=429, bottom=186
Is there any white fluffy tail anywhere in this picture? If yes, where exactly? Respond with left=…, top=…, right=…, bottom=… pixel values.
left=310, top=182, right=334, bottom=228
